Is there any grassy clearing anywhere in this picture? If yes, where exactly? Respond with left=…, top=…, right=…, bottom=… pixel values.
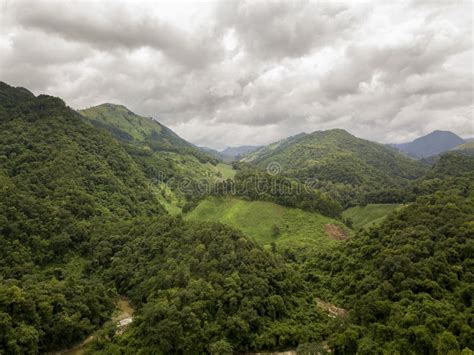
left=342, top=203, right=402, bottom=230
left=185, top=197, right=349, bottom=254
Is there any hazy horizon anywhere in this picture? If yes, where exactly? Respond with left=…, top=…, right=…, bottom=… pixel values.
left=1, top=0, right=473, bottom=150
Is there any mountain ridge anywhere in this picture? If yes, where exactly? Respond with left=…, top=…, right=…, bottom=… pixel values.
left=391, top=130, right=466, bottom=158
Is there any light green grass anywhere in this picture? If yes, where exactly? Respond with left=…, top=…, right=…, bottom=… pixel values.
left=216, top=163, right=236, bottom=179
left=185, top=197, right=349, bottom=254
left=80, top=104, right=161, bottom=141
left=342, top=203, right=402, bottom=230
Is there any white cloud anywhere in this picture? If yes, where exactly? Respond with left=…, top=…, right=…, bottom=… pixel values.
left=0, top=0, right=472, bottom=149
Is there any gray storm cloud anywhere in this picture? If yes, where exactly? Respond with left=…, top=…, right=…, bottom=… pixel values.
left=0, top=0, right=472, bottom=149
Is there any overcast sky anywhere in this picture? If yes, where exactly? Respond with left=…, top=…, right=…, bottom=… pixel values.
left=1, top=0, right=473, bottom=149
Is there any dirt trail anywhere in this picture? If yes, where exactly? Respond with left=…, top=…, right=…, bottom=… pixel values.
left=54, top=297, right=134, bottom=355
left=324, top=224, right=348, bottom=240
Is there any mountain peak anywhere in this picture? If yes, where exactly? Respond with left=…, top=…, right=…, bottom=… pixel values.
left=394, top=130, right=465, bottom=158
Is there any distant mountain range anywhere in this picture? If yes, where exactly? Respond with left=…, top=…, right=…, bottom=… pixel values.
left=390, top=130, right=468, bottom=158
left=200, top=145, right=261, bottom=162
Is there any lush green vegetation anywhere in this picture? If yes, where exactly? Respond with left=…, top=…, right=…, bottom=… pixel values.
left=0, top=82, right=329, bottom=354
left=80, top=103, right=216, bottom=164
left=342, top=203, right=401, bottom=230
left=86, top=217, right=330, bottom=354
left=1, top=81, right=473, bottom=354
left=243, top=129, right=428, bottom=207
left=304, top=159, right=474, bottom=353
left=186, top=197, right=347, bottom=255
left=211, top=167, right=343, bottom=218
left=0, top=82, right=163, bottom=353
left=80, top=103, right=236, bottom=213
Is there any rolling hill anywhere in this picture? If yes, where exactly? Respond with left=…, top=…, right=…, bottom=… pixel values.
left=242, top=129, right=427, bottom=195
left=453, top=140, right=474, bottom=153
left=392, top=130, right=466, bottom=158
left=185, top=197, right=349, bottom=256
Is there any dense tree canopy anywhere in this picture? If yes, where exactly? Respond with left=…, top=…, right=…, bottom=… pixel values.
left=1, top=81, right=472, bottom=354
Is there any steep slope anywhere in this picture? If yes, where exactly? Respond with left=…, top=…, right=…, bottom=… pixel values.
left=242, top=129, right=427, bottom=191
left=0, top=82, right=165, bottom=352
left=310, top=180, right=474, bottom=353
left=80, top=103, right=216, bottom=163
left=199, top=146, right=232, bottom=161
left=80, top=104, right=235, bottom=212
left=392, top=130, right=465, bottom=158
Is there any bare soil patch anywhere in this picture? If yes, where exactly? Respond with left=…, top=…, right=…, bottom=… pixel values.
left=316, top=298, right=347, bottom=318
left=324, top=224, right=348, bottom=240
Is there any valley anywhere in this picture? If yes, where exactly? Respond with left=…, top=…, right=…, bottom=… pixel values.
left=0, top=81, right=473, bottom=354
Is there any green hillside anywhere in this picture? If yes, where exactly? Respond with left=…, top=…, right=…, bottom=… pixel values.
left=185, top=197, right=350, bottom=255
left=80, top=103, right=236, bottom=213
left=308, top=176, right=474, bottom=353
left=342, top=203, right=402, bottom=230
left=79, top=104, right=209, bottom=159
left=243, top=129, right=426, bottom=186
left=242, top=129, right=428, bottom=207
left=2, top=80, right=473, bottom=354
left=0, top=82, right=165, bottom=352
left=0, top=82, right=327, bottom=354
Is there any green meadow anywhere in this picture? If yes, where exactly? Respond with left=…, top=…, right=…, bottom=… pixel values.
left=185, top=197, right=349, bottom=254
left=342, top=203, right=402, bottom=230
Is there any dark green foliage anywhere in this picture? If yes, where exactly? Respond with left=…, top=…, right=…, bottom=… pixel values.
left=306, top=176, right=474, bottom=353
left=0, top=82, right=328, bottom=354
left=243, top=129, right=428, bottom=207
left=0, top=274, right=115, bottom=353
left=1, top=81, right=473, bottom=354
left=0, top=82, right=163, bottom=277
left=86, top=217, right=328, bottom=353
left=0, top=82, right=162, bottom=352
left=426, top=151, right=474, bottom=178
left=213, top=168, right=343, bottom=218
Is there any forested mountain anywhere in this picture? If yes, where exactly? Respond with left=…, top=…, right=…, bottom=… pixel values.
left=80, top=103, right=215, bottom=163
left=0, top=82, right=333, bottom=354
left=0, top=82, right=164, bottom=352
left=392, top=130, right=466, bottom=158
left=242, top=129, right=428, bottom=207
left=305, top=154, right=474, bottom=353
left=80, top=103, right=234, bottom=213
left=1, top=81, right=472, bottom=354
